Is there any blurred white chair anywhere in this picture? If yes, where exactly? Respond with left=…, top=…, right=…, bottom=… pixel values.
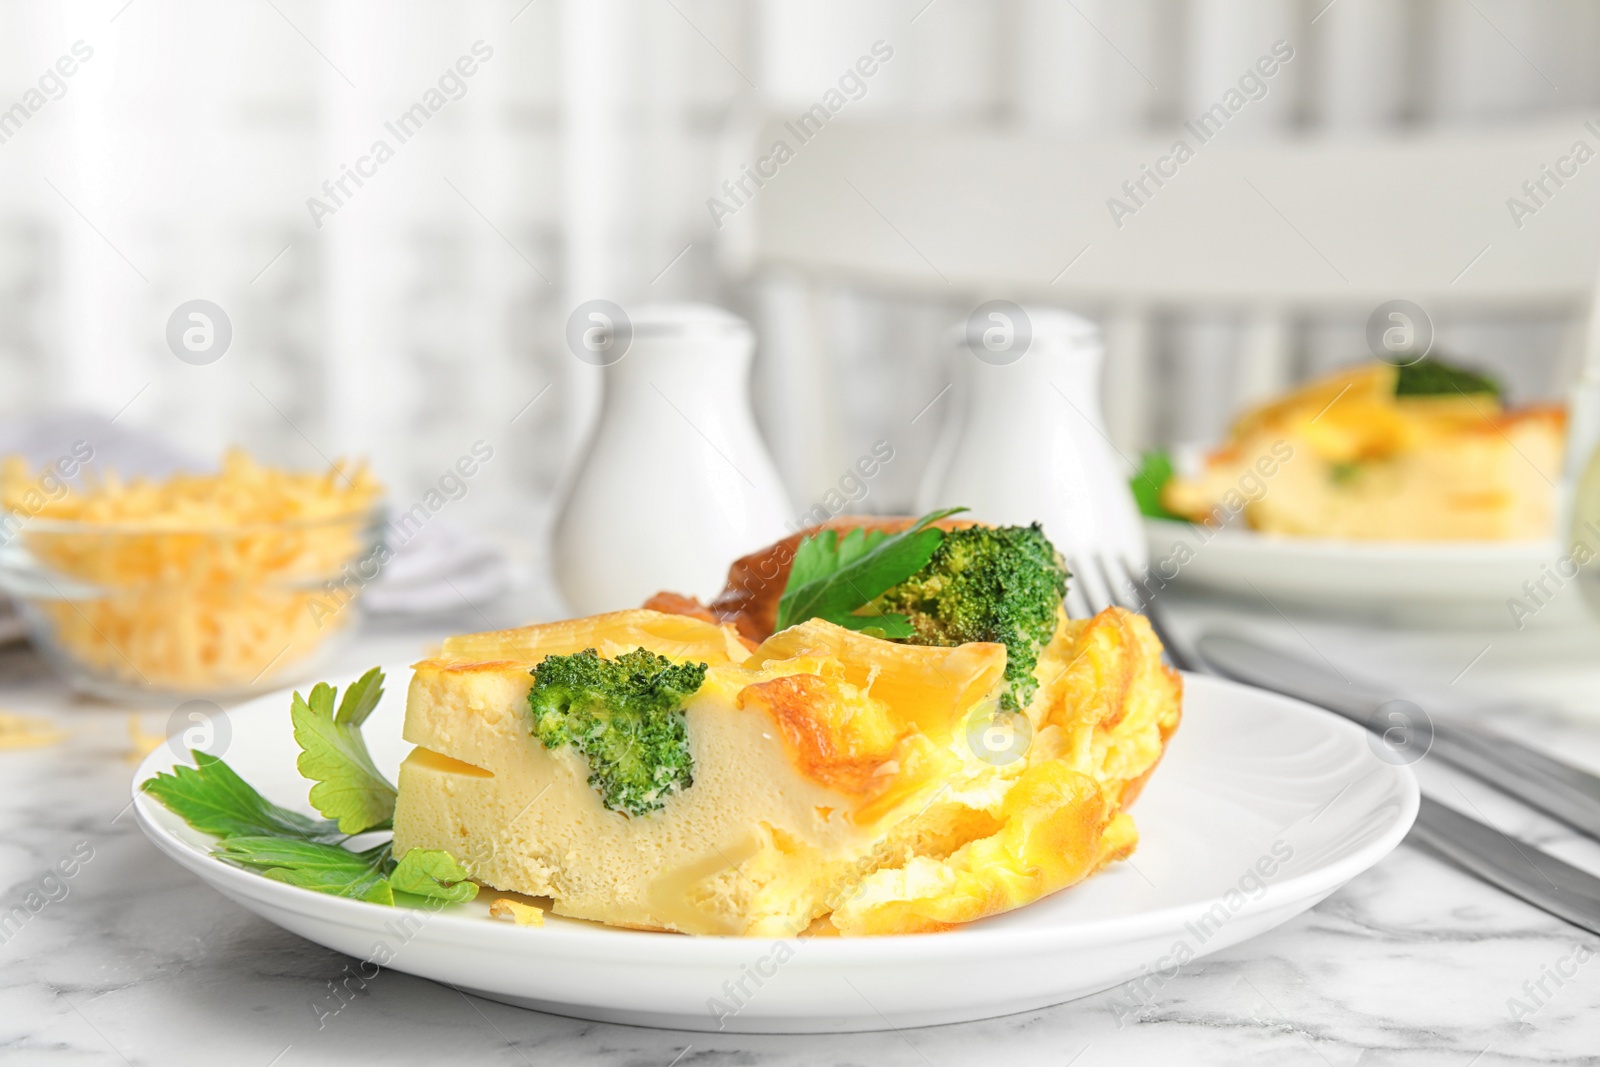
left=722, top=113, right=1600, bottom=471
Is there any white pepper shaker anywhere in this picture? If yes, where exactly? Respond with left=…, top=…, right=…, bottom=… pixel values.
left=917, top=305, right=1147, bottom=572
left=553, top=303, right=792, bottom=615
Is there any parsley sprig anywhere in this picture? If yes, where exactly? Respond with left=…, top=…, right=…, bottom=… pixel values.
left=292, top=668, right=396, bottom=834
left=1130, top=450, right=1186, bottom=522
left=216, top=837, right=397, bottom=904
left=142, top=668, right=477, bottom=907
left=774, top=507, right=966, bottom=636
left=1392, top=356, right=1501, bottom=401
left=142, top=750, right=345, bottom=843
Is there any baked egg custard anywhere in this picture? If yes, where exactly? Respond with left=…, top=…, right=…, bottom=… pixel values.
left=394, top=518, right=1182, bottom=937
left=1159, top=359, right=1564, bottom=540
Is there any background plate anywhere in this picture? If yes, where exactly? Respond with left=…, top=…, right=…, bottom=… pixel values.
left=133, top=665, right=1418, bottom=1033
left=1145, top=518, right=1569, bottom=626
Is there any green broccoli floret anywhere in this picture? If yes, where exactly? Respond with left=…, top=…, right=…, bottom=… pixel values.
left=1329, top=461, right=1363, bottom=486
left=870, top=523, right=1069, bottom=714
left=1393, top=357, right=1501, bottom=401
left=527, top=647, right=708, bottom=817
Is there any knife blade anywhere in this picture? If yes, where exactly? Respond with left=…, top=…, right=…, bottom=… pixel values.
left=1412, top=796, right=1600, bottom=938
left=1166, top=624, right=1600, bottom=937
left=1193, top=631, right=1600, bottom=841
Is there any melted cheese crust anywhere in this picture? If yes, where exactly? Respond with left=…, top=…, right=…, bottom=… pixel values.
left=393, top=607, right=1181, bottom=936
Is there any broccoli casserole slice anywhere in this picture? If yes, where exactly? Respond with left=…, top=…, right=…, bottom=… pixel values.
left=392, top=606, right=1176, bottom=936
left=1159, top=359, right=1565, bottom=541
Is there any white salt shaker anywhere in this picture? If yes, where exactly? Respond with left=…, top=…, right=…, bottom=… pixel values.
left=553, top=303, right=792, bottom=615
left=917, top=305, right=1147, bottom=571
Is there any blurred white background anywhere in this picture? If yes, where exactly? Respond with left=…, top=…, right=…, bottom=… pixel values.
left=1, top=0, right=1597, bottom=525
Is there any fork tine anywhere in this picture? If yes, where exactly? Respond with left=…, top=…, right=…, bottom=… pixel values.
left=1063, top=577, right=1095, bottom=620
left=1061, top=554, right=1097, bottom=620
left=1094, top=556, right=1146, bottom=614
left=1071, top=553, right=1116, bottom=616
left=1063, top=555, right=1193, bottom=671
left=1144, top=601, right=1194, bottom=672
left=1101, top=555, right=1196, bottom=672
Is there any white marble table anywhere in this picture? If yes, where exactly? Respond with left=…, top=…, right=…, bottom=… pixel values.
left=4, top=592, right=1600, bottom=1066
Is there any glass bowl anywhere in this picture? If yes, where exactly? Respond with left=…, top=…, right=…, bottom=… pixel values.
left=0, top=504, right=387, bottom=703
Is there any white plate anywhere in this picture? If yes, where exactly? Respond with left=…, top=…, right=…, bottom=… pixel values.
left=1144, top=518, right=1568, bottom=625
left=132, top=665, right=1417, bottom=1034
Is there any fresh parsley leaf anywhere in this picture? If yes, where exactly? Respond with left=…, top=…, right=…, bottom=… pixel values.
left=775, top=508, right=966, bottom=633
left=783, top=527, right=892, bottom=617
left=335, top=667, right=385, bottom=727
left=390, top=848, right=479, bottom=903
left=291, top=668, right=398, bottom=834
left=788, top=528, right=856, bottom=591
left=141, top=669, right=483, bottom=914
left=1393, top=357, right=1501, bottom=401
left=1131, top=450, right=1185, bottom=521
left=833, top=526, right=888, bottom=569
left=142, top=751, right=344, bottom=843
left=215, top=837, right=395, bottom=905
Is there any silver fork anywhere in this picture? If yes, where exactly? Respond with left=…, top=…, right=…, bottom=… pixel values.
left=1062, top=551, right=1194, bottom=673
left=1079, top=550, right=1600, bottom=935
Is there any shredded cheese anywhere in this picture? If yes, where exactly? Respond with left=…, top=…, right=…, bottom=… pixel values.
left=2, top=449, right=382, bottom=692
left=488, top=897, right=545, bottom=926
left=126, top=715, right=165, bottom=761
left=0, top=711, right=66, bottom=750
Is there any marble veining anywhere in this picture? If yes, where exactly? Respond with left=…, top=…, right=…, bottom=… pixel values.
left=3, top=602, right=1600, bottom=1066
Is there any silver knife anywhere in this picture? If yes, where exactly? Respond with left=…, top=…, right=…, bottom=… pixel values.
left=1412, top=796, right=1600, bottom=938
left=1193, top=631, right=1600, bottom=840
left=1162, top=624, right=1600, bottom=937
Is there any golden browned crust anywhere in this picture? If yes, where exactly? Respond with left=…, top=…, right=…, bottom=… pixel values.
left=1118, top=663, right=1183, bottom=810
left=1116, top=726, right=1175, bottom=809
left=737, top=672, right=905, bottom=798
left=828, top=761, right=1139, bottom=935
left=640, top=590, right=717, bottom=624
left=421, top=608, right=751, bottom=670
left=1496, top=403, right=1567, bottom=433
left=1035, top=608, right=1183, bottom=804
left=411, top=658, right=528, bottom=675
left=829, top=606, right=1180, bottom=935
